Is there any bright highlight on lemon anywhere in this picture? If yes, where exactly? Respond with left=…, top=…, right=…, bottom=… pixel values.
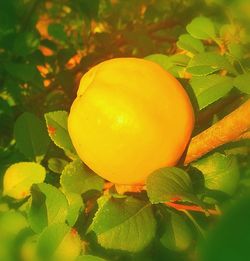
left=68, top=58, right=194, bottom=185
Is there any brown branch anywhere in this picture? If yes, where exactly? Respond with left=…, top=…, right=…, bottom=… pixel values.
left=165, top=202, right=220, bottom=215
left=184, top=99, right=250, bottom=165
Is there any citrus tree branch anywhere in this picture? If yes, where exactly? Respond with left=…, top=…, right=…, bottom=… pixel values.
left=184, top=99, right=250, bottom=165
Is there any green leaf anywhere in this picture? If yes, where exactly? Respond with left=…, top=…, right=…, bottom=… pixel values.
left=76, top=0, right=100, bottom=18
left=146, top=167, right=193, bottom=204
left=44, top=111, right=76, bottom=157
left=145, top=54, right=173, bottom=70
left=186, top=66, right=219, bottom=76
left=13, top=32, right=40, bottom=57
left=19, top=234, right=38, bottom=261
left=76, top=255, right=106, bottom=261
left=192, top=153, right=240, bottom=196
left=0, top=210, right=28, bottom=261
left=64, top=191, right=84, bottom=226
left=177, top=34, right=204, bottom=54
left=160, top=208, right=193, bottom=251
left=60, top=159, right=104, bottom=194
left=186, top=16, right=216, bottom=40
left=234, top=73, right=250, bottom=94
left=187, top=52, right=236, bottom=76
left=14, top=112, right=50, bottom=162
left=190, top=75, right=234, bottom=109
left=90, top=196, right=156, bottom=252
left=37, top=223, right=81, bottom=261
left=144, top=53, right=190, bottom=77
left=29, top=183, right=69, bottom=233
left=200, top=195, right=250, bottom=261
left=228, top=43, right=244, bottom=59
left=3, top=162, right=46, bottom=199
left=0, top=2, right=16, bottom=30
left=48, top=24, right=67, bottom=43
left=0, top=210, right=27, bottom=236
left=48, top=158, right=68, bottom=174
left=4, top=62, right=43, bottom=87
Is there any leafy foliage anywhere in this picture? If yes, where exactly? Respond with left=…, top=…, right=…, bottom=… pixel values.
left=14, top=112, right=50, bottom=162
left=0, top=0, right=250, bottom=260
left=89, top=195, right=156, bottom=252
left=146, top=167, right=194, bottom=203
left=3, top=162, right=46, bottom=199
left=60, top=159, right=104, bottom=194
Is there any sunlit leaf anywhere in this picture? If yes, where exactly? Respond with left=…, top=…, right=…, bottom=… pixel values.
left=177, top=34, right=204, bottom=54
left=190, top=75, right=234, bottom=109
left=37, top=223, right=81, bottom=261
left=3, top=162, right=46, bottom=199
left=186, top=16, right=216, bottom=40
left=64, top=191, right=84, bottom=226
left=60, top=159, right=104, bottom=194
left=192, top=153, right=240, bottom=196
left=234, top=73, right=250, bottom=94
left=44, top=111, right=76, bottom=157
left=145, top=53, right=190, bottom=77
left=90, top=195, right=156, bottom=252
left=187, top=52, right=236, bottom=76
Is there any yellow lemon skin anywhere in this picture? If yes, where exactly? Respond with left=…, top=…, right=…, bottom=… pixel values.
left=68, top=58, right=194, bottom=185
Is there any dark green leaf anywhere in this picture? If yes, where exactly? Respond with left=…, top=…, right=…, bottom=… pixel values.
left=3, top=162, right=46, bottom=199
left=29, top=183, right=69, bottom=233
left=200, top=195, right=250, bottom=261
left=190, top=75, right=234, bottom=109
left=75, top=0, right=100, bottom=18
left=60, top=159, right=104, bottom=194
left=234, top=73, right=250, bottom=94
left=48, top=24, right=67, bottom=43
left=4, top=62, right=43, bottom=87
left=14, top=112, right=50, bottom=162
left=160, top=208, right=193, bottom=251
left=13, top=32, right=40, bottom=57
left=37, top=223, right=81, bottom=261
left=90, top=196, right=156, bottom=252
left=192, top=153, right=240, bottom=196
left=146, top=167, right=193, bottom=204
left=48, top=158, right=68, bottom=174
left=0, top=2, right=17, bottom=36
